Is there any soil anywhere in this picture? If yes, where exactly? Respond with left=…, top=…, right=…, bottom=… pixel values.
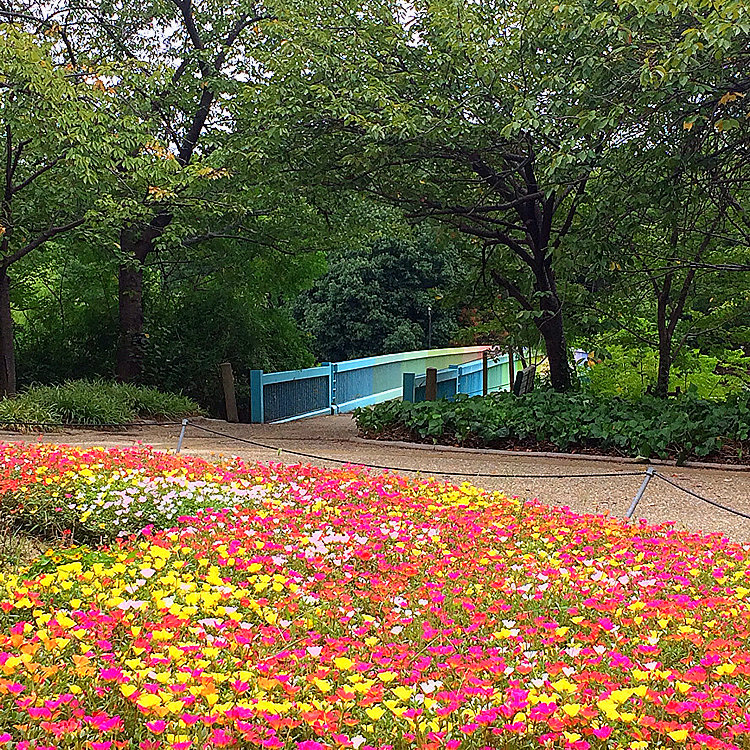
left=3, top=415, right=750, bottom=543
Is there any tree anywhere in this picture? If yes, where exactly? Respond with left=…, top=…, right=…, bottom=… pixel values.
left=1, top=0, right=287, bottom=382
left=569, top=0, right=750, bottom=395
left=0, top=27, right=115, bottom=396
left=255, top=0, right=645, bottom=390
left=295, top=229, right=462, bottom=361
left=256, top=0, right=749, bottom=390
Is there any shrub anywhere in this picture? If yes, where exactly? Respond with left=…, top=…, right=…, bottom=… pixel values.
left=0, top=380, right=202, bottom=429
left=582, top=345, right=750, bottom=399
left=354, top=390, right=750, bottom=461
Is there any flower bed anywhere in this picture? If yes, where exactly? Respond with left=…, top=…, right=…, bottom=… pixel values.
left=1, top=444, right=750, bottom=749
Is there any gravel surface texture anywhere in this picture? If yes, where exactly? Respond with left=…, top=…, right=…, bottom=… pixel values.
left=3, top=414, right=750, bottom=542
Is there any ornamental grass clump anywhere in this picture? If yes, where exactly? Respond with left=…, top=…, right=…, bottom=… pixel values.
left=0, top=381, right=202, bottom=430
left=1, top=443, right=750, bottom=748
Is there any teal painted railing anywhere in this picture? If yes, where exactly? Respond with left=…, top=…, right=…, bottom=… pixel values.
left=402, top=352, right=522, bottom=403
left=250, top=346, right=491, bottom=423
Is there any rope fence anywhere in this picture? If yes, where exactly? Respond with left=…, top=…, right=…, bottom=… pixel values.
left=183, top=421, right=645, bottom=479
left=3, top=417, right=750, bottom=522
left=0, top=419, right=184, bottom=429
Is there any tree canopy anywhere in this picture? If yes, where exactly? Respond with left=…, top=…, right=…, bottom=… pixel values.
left=0, top=0, right=746, bottom=407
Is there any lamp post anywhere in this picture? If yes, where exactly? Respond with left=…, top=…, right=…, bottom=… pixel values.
left=427, top=305, right=432, bottom=349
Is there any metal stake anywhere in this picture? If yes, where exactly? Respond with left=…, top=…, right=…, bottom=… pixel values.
left=626, top=466, right=655, bottom=519
left=176, top=419, right=188, bottom=453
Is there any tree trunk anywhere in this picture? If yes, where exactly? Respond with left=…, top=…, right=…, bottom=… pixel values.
left=116, top=259, right=145, bottom=383
left=538, top=307, right=572, bottom=391
left=0, top=268, right=16, bottom=398
left=655, top=294, right=670, bottom=397
left=656, top=339, right=671, bottom=397
left=535, top=258, right=572, bottom=392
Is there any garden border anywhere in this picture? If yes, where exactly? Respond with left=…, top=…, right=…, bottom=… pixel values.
left=352, top=436, right=750, bottom=472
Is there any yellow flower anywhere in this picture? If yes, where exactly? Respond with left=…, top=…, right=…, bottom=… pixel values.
left=392, top=686, right=412, bottom=702
left=137, top=693, right=162, bottom=708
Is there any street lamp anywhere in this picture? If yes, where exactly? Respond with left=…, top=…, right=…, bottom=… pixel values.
left=427, top=305, right=432, bottom=349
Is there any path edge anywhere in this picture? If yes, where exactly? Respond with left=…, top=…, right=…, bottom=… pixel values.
left=352, top=436, right=750, bottom=473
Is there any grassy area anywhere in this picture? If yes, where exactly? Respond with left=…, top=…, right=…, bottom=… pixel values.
left=0, top=380, right=202, bottom=429
left=354, top=391, right=750, bottom=462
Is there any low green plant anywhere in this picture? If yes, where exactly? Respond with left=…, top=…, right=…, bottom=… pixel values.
left=0, top=380, right=202, bottom=428
left=354, top=391, right=750, bottom=461
left=583, top=345, right=750, bottom=399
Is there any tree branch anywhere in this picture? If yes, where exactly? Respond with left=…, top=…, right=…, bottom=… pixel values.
left=1, top=218, right=85, bottom=269
left=11, top=154, right=66, bottom=196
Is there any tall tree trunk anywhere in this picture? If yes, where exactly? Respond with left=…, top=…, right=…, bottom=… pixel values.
left=655, top=294, right=671, bottom=397
left=538, top=306, right=572, bottom=392
left=116, top=215, right=173, bottom=382
left=116, top=226, right=153, bottom=383
left=0, top=268, right=16, bottom=397
left=535, top=256, right=572, bottom=392
left=116, top=260, right=145, bottom=383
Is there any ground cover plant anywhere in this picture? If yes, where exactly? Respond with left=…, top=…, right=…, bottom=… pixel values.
left=2, top=445, right=750, bottom=748
left=354, top=392, right=750, bottom=463
left=0, top=382, right=202, bottom=430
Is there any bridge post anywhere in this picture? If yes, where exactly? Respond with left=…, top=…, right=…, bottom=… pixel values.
left=402, top=372, right=416, bottom=402
left=425, top=367, right=437, bottom=401
left=249, top=369, right=264, bottom=423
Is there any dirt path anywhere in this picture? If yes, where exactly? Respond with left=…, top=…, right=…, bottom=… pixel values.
left=4, top=415, right=750, bottom=542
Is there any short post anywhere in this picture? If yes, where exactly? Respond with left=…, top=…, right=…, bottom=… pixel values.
left=626, top=467, right=655, bottom=519
left=482, top=350, right=489, bottom=396
left=249, top=369, right=264, bottom=424
left=508, top=346, right=515, bottom=393
left=176, top=419, right=188, bottom=453
left=403, top=372, right=416, bottom=403
left=219, top=362, right=239, bottom=423
left=425, top=367, right=438, bottom=401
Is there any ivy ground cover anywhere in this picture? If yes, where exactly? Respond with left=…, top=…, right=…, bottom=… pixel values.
left=1, top=445, right=750, bottom=749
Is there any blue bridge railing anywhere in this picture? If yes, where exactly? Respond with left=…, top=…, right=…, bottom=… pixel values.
left=250, top=346, right=493, bottom=423
left=402, top=353, right=521, bottom=403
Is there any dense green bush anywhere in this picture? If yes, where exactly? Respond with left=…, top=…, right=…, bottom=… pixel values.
left=354, top=391, right=750, bottom=461
left=0, top=381, right=202, bottom=428
left=295, top=231, right=463, bottom=362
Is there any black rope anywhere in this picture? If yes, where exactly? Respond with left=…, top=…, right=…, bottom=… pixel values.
left=0, top=419, right=184, bottom=429
left=185, top=422, right=645, bottom=479
left=653, top=472, right=750, bottom=521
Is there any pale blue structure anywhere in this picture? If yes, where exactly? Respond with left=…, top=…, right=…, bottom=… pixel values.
left=402, top=353, right=521, bottom=403
left=250, top=346, right=506, bottom=423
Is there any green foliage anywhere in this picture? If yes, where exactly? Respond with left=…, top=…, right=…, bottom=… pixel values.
left=355, top=391, right=750, bottom=461
left=295, top=229, right=462, bottom=361
left=12, top=229, right=320, bottom=416
left=144, top=288, right=315, bottom=417
left=583, top=346, right=750, bottom=399
left=0, top=381, right=201, bottom=428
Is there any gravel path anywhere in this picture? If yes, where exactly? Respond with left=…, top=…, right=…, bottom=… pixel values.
left=4, top=415, right=750, bottom=542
